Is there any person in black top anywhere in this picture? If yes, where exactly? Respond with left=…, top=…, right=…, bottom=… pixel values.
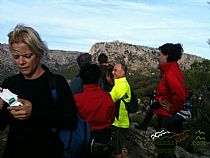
left=98, top=53, right=114, bottom=92
left=0, top=24, right=78, bottom=158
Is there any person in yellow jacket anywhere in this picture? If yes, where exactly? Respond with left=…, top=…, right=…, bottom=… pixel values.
left=110, top=63, right=131, bottom=158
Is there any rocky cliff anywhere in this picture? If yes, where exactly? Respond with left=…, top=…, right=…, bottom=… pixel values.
left=0, top=43, right=83, bottom=77
left=89, top=41, right=204, bottom=74
left=0, top=41, right=205, bottom=78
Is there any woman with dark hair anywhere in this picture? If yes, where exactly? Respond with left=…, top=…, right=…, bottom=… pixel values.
left=139, top=43, right=187, bottom=157
left=154, top=43, right=188, bottom=158
left=159, top=43, right=183, bottom=62
left=155, top=43, right=186, bottom=117
left=140, top=43, right=186, bottom=128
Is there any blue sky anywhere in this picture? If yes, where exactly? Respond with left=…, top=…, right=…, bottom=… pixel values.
left=0, top=0, right=210, bottom=59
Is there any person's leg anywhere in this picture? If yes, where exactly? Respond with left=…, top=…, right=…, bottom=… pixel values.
left=138, top=102, right=160, bottom=130
left=139, top=109, right=154, bottom=130
left=156, top=116, right=183, bottom=158
left=114, top=154, right=124, bottom=158
left=90, top=128, right=112, bottom=158
left=158, top=117, right=183, bottom=133
left=111, top=126, right=128, bottom=158
left=79, top=143, right=91, bottom=158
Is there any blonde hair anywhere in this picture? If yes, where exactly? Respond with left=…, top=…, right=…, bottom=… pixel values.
left=7, top=24, right=48, bottom=57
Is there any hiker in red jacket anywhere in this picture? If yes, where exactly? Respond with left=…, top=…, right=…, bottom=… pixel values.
left=154, top=43, right=188, bottom=158
left=74, top=63, right=116, bottom=158
left=155, top=43, right=187, bottom=120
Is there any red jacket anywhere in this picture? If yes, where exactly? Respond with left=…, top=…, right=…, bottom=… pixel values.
left=74, top=84, right=116, bottom=131
left=154, top=62, right=187, bottom=117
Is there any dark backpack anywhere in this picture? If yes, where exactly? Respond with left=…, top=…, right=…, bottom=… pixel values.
left=49, top=73, right=90, bottom=158
left=121, top=89, right=139, bottom=113
left=115, top=89, right=138, bottom=119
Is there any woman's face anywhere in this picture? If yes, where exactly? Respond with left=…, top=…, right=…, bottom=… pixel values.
left=11, top=42, right=42, bottom=79
left=159, top=52, right=168, bottom=65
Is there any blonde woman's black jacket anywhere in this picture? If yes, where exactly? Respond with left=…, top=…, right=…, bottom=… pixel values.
left=0, top=65, right=78, bottom=158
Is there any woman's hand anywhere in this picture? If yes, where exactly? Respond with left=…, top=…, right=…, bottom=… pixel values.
left=159, top=98, right=171, bottom=112
left=7, top=98, right=32, bottom=120
left=0, top=98, right=4, bottom=110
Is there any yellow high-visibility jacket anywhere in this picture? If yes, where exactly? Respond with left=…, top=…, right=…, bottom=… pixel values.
left=110, top=77, right=131, bottom=128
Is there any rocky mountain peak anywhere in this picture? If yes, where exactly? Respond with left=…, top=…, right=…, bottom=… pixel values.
left=0, top=42, right=205, bottom=79
left=89, top=41, right=204, bottom=74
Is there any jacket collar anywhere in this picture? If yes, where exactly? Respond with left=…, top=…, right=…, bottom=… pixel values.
left=114, top=77, right=127, bottom=84
left=83, top=84, right=101, bottom=92
left=159, top=61, right=179, bottom=73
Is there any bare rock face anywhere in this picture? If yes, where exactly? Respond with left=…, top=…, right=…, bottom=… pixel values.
left=43, top=50, right=81, bottom=70
left=124, top=127, right=156, bottom=158
left=0, top=41, right=205, bottom=78
left=0, top=44, right=17, bottom=76
left=89, top=41, right=204, bottom=74
left=0, top=44, right=84, bottom=76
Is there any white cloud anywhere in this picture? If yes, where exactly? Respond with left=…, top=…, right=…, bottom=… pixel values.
left=0, top=0, right=210, bottom=59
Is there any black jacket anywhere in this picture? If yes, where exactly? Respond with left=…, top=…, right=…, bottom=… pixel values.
left=0, top=66, right=78, bottom=158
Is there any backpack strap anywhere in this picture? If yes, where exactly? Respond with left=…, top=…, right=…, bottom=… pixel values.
left=121, top=93, right=129, bottom=109
left=41, top=65, right=58, bottom=103
left=81, top=117, right=89, bottom=151
left=48, top=75, right=57, bottom=103
left=115, top=93, right=129, bottom=120
left=45, top=67, right=74, bottom=156
left=45, top=67, right=84, bottom=156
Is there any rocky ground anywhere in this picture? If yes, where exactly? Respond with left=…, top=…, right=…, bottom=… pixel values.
left=122, top=125, right=210, bottom=158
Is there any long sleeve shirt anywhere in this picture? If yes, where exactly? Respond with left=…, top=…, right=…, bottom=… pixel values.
left=154, top=62, right=187, bottom=117
left=0, top=67, right=77, bottom=158
left=74, top=84, right=116, bottom=131
left=110, top=77, right=131, bottom=128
